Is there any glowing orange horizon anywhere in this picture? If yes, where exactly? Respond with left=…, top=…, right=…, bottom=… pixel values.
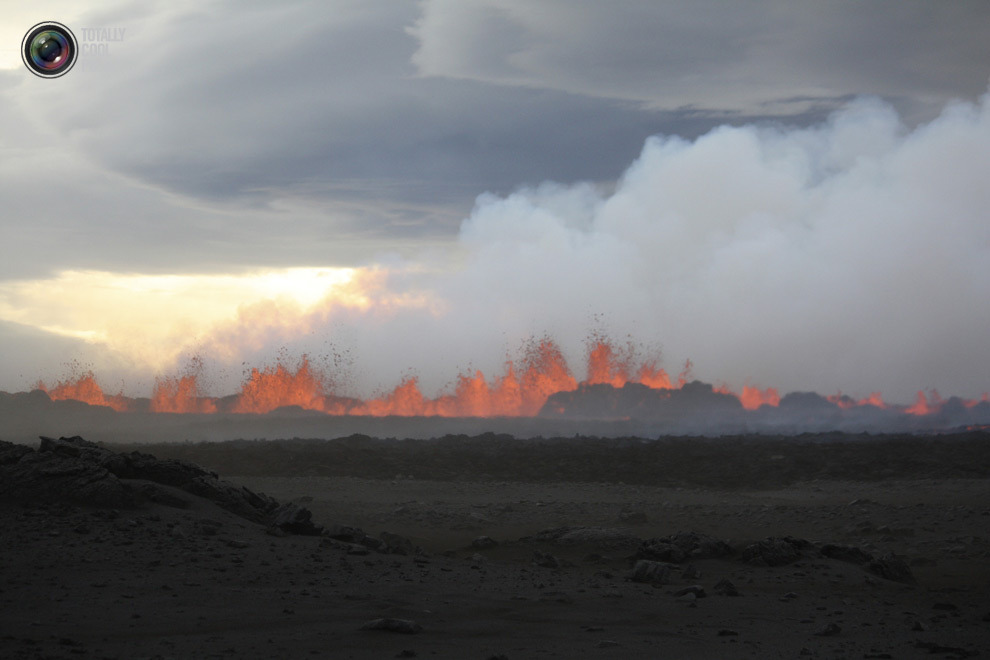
left=33, top=336, right=990, bottom=418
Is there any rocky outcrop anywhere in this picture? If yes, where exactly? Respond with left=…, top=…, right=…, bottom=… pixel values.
left=540, top=380, right=742, bottom=422
left=270, top=502, right=322, bottom=535
left=628, top=559, right=673, bottom=584
left=628, top=530, right=915, bottom=584
left=636, top=531, right=733, bottom=563
left=1, top=438, right=133, bottom=507
left=741, top=536, right=812, bottom=566
left=868, top=553, right=916, bottom=584
left=0, top=436, right=314, bottom=532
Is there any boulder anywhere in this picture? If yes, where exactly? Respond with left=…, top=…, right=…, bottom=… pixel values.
left=636, top=541, right=685, bottom=563
left=673, top=585, right=706, bottom=598
left=713, top=578, right=740, bottom=597
left=0, top=441, right=33, bottom=465
left=868, top=553, right=916, bottom=584
left=814, top=622, right=841, bottom=637
left=637, top=531, right=732, bottom=563
left=380, top=531, right=415, bottom=555
left=742, top=536, right=810, bottom=566
left=271, top=502, right=322, bottom=535
left=361, top=618, right=422, bottom=634
left=324, top=524, right=366, bottom=543
left=628, top=560, right=673, bottom=585
left=0, top=439, right=132, bottom=507
left=533, top=551, right=562, bottom=568
left=471, top=536, right=499, bottom=549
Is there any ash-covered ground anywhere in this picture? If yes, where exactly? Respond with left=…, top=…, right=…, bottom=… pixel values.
left=1, top=430, right=989, bottom=658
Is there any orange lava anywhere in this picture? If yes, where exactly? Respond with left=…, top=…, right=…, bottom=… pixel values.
left=586, top=340, right=629, bottom=387
left=964, top=393, right=989, bottom=409
left=827, top=391, right=887, bottom=409
left=151, top=374, right=217, bottom=414
left=714, top=382, right=780, bottom=410
left=34, top=335, right=988, bottom=418
left=905, top=390, right=943, bottom=416
left=350, top=337, right=577, bottom=417
left=351, top=376, right=432, bottom=417
left=637, top=363, right=674, bottom=389
left=231, top=356, right=328, bottom=414
left=37, top=372, right=130, bottom=412
left=738, top=385, right=781, bottom=410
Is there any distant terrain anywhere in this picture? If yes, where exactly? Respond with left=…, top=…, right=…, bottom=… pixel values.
left=114, top=431, right=990, bottom=488
left=3, top=381, right=990, bottom=447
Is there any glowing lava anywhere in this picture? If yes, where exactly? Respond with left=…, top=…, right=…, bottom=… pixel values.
left=737, top=385, right=781, bottom=410
left=37, top=372, right=130, bottom=412
left=712, top=383, right=780, bottom=410
left=232, top=356, right=328, bottom=414
left=905, top=390, right=944, bottom=416
left=151, top=358, right=217, bottom=414
left=827, top=391, right=887, bottom=409
left=32, top=335, right=987, bottom=418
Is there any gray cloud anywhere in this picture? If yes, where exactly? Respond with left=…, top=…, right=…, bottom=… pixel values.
left=4, top=1, right=719, bottom=274
left=20, top=0, right=984, bottom=230
left=2, top=1, right=989, bottom=400
left=5, top=1, right=838, bottom=280
left=409, top=0, right=990, bottom=122
left=25, top=2, right=673, bottom=200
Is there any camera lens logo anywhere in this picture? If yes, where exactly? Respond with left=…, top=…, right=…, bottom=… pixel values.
left=22, top=22, right=78, bottom=78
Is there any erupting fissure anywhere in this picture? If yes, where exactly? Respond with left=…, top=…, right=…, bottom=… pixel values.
left=151, top=357, right=217, bottom=414
left=36, top=372, right=130, bottom=413
left=32, top=336, right=989, bottom=418
left=719, top=384, right=782, bottom=411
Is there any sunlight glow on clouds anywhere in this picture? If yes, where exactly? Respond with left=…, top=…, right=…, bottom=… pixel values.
left=0, top=267, right=358, bottom=371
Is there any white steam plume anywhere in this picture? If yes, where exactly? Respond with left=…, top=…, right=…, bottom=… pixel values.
left=199, top=91, right=990, bottom=403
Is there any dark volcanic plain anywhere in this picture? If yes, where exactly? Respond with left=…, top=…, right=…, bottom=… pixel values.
left=2, top=429, right=990, bottom=659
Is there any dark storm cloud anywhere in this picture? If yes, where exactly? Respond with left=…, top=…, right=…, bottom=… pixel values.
left=3, top=1, right=712, bottom=275
left=35, top=1, right=743, bottom=205
left=409, top=1, right=990, bottom=122
left=5, top=0, right=988, bottom=276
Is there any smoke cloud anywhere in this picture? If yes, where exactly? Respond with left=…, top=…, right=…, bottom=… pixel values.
left=187, top=90, right=990, bottom=404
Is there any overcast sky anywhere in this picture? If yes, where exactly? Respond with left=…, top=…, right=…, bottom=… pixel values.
left=1, top=1, right=989, bottom=401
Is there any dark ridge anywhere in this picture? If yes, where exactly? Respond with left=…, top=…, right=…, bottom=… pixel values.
left=0, top=436, right=321, bottom=534
left=540, top=380, right=741, bottom=419
left=107, top=430, right=990, bottom=488
left=6, top=382, right=990, bottom=441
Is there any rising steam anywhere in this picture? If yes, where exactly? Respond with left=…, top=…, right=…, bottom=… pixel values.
left=14, top=90, right=990, bottom=409
left=180, top=89, right=990, bottom=404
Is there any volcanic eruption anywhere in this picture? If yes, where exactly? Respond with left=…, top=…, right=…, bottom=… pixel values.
left=6, top=89, right=990, bottom=438
left=17, top=332, right=989, bottom=438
